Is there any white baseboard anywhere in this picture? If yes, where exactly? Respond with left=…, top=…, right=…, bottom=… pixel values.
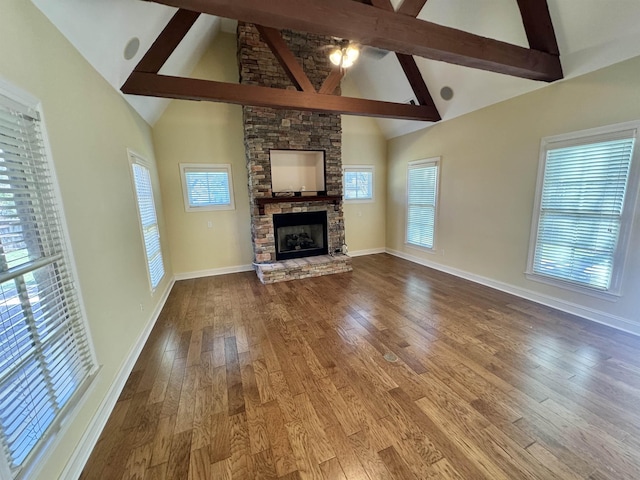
left=174, top=264, right=254, bottom=281
left=60, top=278, right=175, bottom=480
left=385, top=248, right=640, bottom=337
left=348, top=247, right=386, bottom=257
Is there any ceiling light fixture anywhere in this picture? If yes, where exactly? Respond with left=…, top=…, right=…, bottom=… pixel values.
left=329, top=44, right=360, bottom=69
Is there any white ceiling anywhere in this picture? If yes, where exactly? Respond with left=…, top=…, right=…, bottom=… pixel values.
left=31, top=0, right=640, bottom=138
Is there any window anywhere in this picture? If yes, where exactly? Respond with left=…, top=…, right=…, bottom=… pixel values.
left=129, top=151, right=165, bottom=290
left=344, top=166, right=374, bottom=201
left=527, top=123, right=640, bottom=296
left=406, top=158, right=440, bottom=249
left=179, top=163, right=235, bottom=211
left=0, top=85, right=95, bottom=478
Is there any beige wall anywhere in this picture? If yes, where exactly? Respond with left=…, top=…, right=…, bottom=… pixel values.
left=387, top=56, right=640, bottom=331
left=153, top=33, right=254, bottom=275
left=1, top=1, right=173, bottom=478
left=341, top=76, right=388, bottom=254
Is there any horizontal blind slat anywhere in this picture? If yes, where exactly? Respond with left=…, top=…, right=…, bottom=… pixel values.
left=185, top=171, right=231, bottom=207
left=0, top=91, right=94, bottom=472
left=407, top=161, right=438, bottom=249
left=532, top=135, right=634, bottom=290
left=132, top=160, right=165, bottom=290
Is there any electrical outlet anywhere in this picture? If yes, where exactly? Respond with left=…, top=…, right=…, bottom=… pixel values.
left=207, top=221, right=213, bottom=228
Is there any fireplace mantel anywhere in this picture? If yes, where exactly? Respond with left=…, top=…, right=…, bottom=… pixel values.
left=255, top=195, right=341, bottom=215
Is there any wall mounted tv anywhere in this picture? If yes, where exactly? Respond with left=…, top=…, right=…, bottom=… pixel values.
left=270, top=149, right=326, bottom=196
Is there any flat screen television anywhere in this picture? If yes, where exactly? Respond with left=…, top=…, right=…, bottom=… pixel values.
left=270, top=150, right=326, bottom=196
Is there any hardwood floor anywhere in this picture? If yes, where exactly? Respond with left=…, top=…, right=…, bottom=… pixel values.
left=80, top=254, right=640, bottom=479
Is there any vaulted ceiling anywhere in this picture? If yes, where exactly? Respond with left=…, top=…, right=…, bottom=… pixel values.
left=31, top=0, right=640, bottom=138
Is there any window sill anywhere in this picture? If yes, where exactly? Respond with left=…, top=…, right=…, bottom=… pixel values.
left=185, top=204, right=235, bottom=213
left=524, top=272, right=621, bottom=302
left=344, top=198, right=374, bottom=204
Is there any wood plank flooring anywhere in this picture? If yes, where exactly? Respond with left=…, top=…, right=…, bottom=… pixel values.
left=80, top=254, right=640, bottom=479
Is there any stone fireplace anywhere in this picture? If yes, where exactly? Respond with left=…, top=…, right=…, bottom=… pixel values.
left=238, top=23, right=352, bottom=283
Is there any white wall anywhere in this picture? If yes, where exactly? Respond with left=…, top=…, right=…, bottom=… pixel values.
left=387, top=55, right=640, bottom=333
left=0, top=1, right=173, bottom=478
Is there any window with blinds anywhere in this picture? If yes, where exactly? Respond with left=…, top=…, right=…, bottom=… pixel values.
left=129, top=152, right=165, bottom=291
left=179, top=163, right=235, bottom=212
left=406, top=158, right=440, bottom=249
left=0, top=88, right=95, bottom=477
left=527, top=125, right=640, bottom=295
left=344, top=166, right=374, bottom=201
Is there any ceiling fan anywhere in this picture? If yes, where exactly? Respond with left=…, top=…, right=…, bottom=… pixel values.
left=320, top=37, right=391, bottom=69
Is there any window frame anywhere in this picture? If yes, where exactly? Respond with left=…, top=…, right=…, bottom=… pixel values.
left=0, top=78, right=97, bottom=479
left=179, top=163, right=235, bottom=212
left=526, top=121, right=640, bottom=299
left=405, top=157, right=440, bottom=251
left=343, top=165, right=374, bottom=202
left=128, top=150, right=165, bottom=292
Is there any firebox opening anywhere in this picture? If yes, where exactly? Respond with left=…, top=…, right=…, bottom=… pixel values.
left=273, top=211, right=329, bottom=261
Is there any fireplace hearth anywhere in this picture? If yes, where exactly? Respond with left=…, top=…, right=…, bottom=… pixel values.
left=273, top=211, right=328, bottom=260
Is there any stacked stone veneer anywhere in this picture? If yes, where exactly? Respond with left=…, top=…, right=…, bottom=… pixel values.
left=238, top=23, right=352, bottom=282
left=255, top=255, right=352, bottom=284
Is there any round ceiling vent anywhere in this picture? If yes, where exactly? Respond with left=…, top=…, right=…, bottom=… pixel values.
left=440, top=86, right=454, bottom=101
left=123, top=37, right=140, bottom=61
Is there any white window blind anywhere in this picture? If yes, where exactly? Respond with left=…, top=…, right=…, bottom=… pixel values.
left=529, top=131, right=636, bottom=293
left=130, top=154, right=165, bottom=290
left=344, top=166, right=373, bottom=201
left=179, top=163, right=234, bottom=212
left=0, top=91, right=94, bottom=477
left=407, top=158, right=439, bottom=249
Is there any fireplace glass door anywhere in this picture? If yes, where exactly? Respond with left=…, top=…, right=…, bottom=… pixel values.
left=273, top=211, right=328, bottom=260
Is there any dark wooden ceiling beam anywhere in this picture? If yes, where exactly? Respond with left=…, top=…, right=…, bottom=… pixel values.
left=145, top=0, right=562, bottom=81
left=255, top=25, right=316, bottom=92
left=368, top=0, right=393, bottom=11
left=516, top=0, right=560, bottom=55
left=135, top=9, right=200, bottom=73
left=257, top=24, right=344, bottom=96
left=319, top=69, right=344, bottom=95
left=396, top=54, right=437, bottom=110
left=397, top=0, right=428, bottom=17
left=368, top=0, right=439, bottom=118
left=122, top=71, right=441, bottom=121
